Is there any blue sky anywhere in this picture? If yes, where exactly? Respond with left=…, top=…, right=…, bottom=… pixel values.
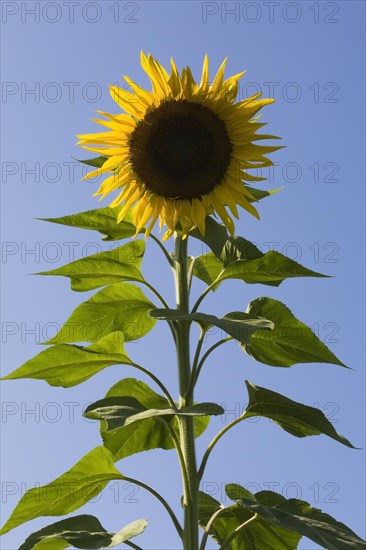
left=1, top=1, right=365, bottom=549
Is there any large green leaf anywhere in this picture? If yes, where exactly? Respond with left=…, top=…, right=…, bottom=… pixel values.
left=85, top=397, right=224, bottom=430
left=244, top=298, right=346, bottom=367
left=45, top=283, right=156, bottom=344
left=150, top=309, right=273, bottom=346
left=0, top=447, right=123, bottom=536
left=38, top=241, right=145, bottom=292
left=100, top=379, right=209, bottom=461
left=198, top=490, right=301, bottom=550
left=243, top=381, right=354, bottom=447
left=2, top=332, right=132, bottom=388
left=40, top=207, right=138, bottom=241
left=226, top=484, right=366, bottom=550
left=19, top=515, right=147, bottom=550
left=193, top=251, right=327, bottom=289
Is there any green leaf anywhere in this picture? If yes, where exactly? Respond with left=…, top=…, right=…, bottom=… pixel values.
left=150, top=308, right=273, bottom=346
left=193, top=253, right=223, bottom=286
left=0, top=447, right=124, bottom=536
left=191, top=216, right=229, bottom=258
left=1, top=332, right=132, bottom=388
left=30, top=540, right=69, bottom=550
left=85, top=397, right=224, bottom=430
left=19, top=516, right=147, bottom=550
left=198, top=490, right=222, bottom=525
left=247, top=186, right=283, bottom=202
left=244, top=297, right=347, bottom=367
left=76, top=156, right=109, bottom=168
left=100, top=379, right=209, bottom=461
left=45, top=283, right=156, bottom=344
left=226, top=484, right=366, bottom=550
left=198, top=490, right=300, bottom=550
left=108, top=519, right=148, bottom=547
left=243, top=381, right=354, bottom=448
left=224, top=250, right=328, bottom=285
left=217, top=251, right=327, bottom=288
left=193, top=250, right=327, bottom=289
left=220, top=236, right=263, bottom=266
left=40, top=207, right=138, bottom=241
left=38, top=241, right=145, bottom=292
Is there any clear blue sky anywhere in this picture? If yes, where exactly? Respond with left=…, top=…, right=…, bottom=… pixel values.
left=1, top=1, right=365, bottom=549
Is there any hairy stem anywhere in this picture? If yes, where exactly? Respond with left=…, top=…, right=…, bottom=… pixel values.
left=174, top=234, right=199, bottom=550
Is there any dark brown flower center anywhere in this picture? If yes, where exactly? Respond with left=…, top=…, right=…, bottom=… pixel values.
left=128, top=100, right=232, bottom=199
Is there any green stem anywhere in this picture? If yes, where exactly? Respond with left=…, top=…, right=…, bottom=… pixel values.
left=219, top=514, right=259, bottom=549
left=165, top=421, right=190, bottom=500
left=187, top=256, right=198, bottom=290
left=193, top=336, right=232, bottom=387
left=141, top=280, right=170, bottom=310
left=123, top=475, right=183, bottom=539
left=199, top=505, right=226, bottom=550
left=198, top=413, right=246, bottom=482
left=191, top=281, right=217, bottom=313
left=140, top=279, right=176, bottom=342
left=174, top=233, right=199, bottom=550
left=130, top=362, right=175, bottom=408
left=187, top=328, right=207, bottom=397
left=150, top=233, right=174, bottom=267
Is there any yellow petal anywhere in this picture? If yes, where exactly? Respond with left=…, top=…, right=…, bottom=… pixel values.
left=179, top=200, right=195, bottom=234
left=229, top=188, right=260, bottom=219
left=123, top=76, right=154, bottom=107
left=168, top=57, right=182, bottom=97
left=95, top=111, right=136, bottom=128
left=110, top=85, right=146, bottom=117
left=191, top=199, right=207, bottom=235
left=210, top=193, right=235, bottom=235
left=162, top=228, right=174, bottom=241
left=199, top=55, right=209, bottom=92
left=79, top=145, right=129, bottom=156
left=214, top=185, right=239, bottom=218
left=181, top=66, right=197, bottom=99
left=209, top=57, right=228, bottom=98
left=140, top=51, right=171, bottom=98
left=81, top=156, right=121, bottom=182
left=144, top=196, right=163, bottom=237
left=115, top=184, right=142, bottom=215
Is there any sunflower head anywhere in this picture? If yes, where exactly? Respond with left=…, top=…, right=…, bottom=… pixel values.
left=77, top=52, right=282, bottom=240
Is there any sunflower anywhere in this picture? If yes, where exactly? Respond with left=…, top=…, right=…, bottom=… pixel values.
left=77, top=52, right=282, bottom=239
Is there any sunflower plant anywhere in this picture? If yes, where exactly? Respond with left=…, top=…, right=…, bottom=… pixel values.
left=2, top=53, right=365, bottom=550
